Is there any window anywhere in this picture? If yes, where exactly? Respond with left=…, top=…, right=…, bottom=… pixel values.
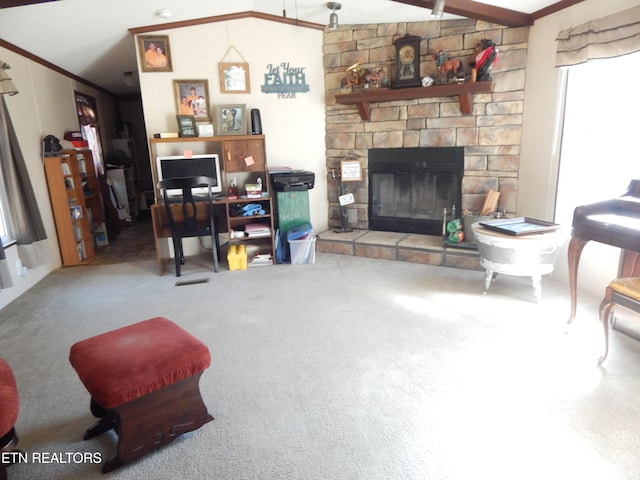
left=554, top=52, right=640, bottom=293
left=555, top=52, right=640, bottom=224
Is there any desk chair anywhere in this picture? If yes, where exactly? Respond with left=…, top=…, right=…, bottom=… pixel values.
left=159, top=176, right=220, bottom=277
left=598, top=277, right=640, bottom=364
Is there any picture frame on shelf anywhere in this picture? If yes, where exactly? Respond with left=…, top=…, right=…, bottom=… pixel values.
left=176, top=115, right=198, bottom=138
left=218, top=62, right=251, bottom=94
left=137, top=35, right=172, bottom=72
left=197, top=123, right=214, bottom=137
left=174, top=79, right=210, bottom=122
left=215, top=104, right=246, bottom=136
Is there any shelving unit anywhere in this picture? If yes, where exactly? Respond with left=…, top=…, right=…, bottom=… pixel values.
left=111, top=137, right=140, bottom=220
left=149, top=135, right=276, bottom=273
left=44, top=149, right=105, bottom=266
left=335, top=81, right=493, bottom=120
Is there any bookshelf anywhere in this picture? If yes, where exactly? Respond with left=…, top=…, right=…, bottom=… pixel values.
left=44, top=149, right=105, bottom=265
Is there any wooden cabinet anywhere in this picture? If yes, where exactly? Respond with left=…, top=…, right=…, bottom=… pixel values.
left=220, top=138, right=274, bottom=266
left=222, top=138, right=266, bottom=172
left=148, top=135, right=275, bottom=273
left=44, top=149, right=105, bottom=266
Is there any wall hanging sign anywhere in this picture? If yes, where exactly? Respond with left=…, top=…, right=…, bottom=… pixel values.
left=261, top=62, right=310, bottom=99
left=340, top=160, right=362, bottom=182
left=218, top=46, right=250, bottom=94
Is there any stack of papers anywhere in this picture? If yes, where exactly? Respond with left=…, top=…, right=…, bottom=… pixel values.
left=244, top=222, right=271, bottom=238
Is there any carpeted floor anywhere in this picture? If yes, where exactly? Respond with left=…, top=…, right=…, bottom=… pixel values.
left=2, top=221, right=640, bottom=480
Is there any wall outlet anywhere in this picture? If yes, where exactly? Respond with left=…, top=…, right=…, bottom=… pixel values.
left=347, top=208, right=358, bottom=224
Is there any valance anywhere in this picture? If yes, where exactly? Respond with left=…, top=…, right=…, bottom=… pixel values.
left=0, top=61, right=18, bottom=96
left=555, top=6, right=640, bottom=67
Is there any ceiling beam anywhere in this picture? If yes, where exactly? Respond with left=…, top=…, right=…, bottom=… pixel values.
left=0, top=0, right=58, bottom=8
left=389, top=0, right=533, bottom=26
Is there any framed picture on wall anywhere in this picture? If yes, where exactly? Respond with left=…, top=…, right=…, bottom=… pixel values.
left=137, top=35, right=172, bottom=72
left=218, top=62, right=251, bottom=94
left=174, top=79, right=211, bottom=122
left=216, top=104, right=246, bottom=136
left=74, top=91, right=98, bottom=126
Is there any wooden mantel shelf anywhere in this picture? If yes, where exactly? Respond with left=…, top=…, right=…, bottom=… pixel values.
left=335, top=81, right=493, bottom=120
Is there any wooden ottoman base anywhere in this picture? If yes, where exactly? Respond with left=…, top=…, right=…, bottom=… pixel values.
left=85, top=372, right=213, bottom=474
left=69, top=317, right=214, bottom=474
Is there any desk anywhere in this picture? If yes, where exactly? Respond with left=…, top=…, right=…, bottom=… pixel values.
left=472, top=222, right=566, bottom=302
left=151, top=196, right=275, bottom=275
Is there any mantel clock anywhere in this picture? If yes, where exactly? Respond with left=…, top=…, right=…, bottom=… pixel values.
left=392, top=34, right=422, bottom=89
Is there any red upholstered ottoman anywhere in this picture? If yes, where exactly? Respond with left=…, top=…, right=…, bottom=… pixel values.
left=69, top=317, right=213, bottom=474
left=1, top=359, right=19, bottom=480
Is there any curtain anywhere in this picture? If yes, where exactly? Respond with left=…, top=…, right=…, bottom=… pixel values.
left=0, top=70, right=49, bottom=287
left=556, top=5, right=640, bottom=67
left=0, top=61, right=17, bottom=288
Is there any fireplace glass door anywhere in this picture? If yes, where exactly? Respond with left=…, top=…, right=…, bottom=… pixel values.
left=368, top=147, right=463, bottom=235
left=371, top=171, right=458, bottom=234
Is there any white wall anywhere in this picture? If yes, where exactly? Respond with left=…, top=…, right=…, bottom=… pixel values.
left=519, top=0, right=639, bottom=297
left=0, top=46, right=116, bottom=311
left=137, top=18, right=328, bottom=233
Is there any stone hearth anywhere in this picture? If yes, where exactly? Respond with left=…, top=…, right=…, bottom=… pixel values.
left=316, top=229, right=481, bottom=271
left=323, top=18, right=529, bottom=233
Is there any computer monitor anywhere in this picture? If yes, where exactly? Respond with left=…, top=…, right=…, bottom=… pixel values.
left=156, top=154, right=223, bottom=196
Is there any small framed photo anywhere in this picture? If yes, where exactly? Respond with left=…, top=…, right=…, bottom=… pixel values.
left=218, top=62, right=251, bottom=94
left=174, top=79, right=211, bottom=122
left=137, top=35, right=172, bottom=72
left=176, top=115, right=198, bottom=138
left=216, top=104, right=247, bottom=136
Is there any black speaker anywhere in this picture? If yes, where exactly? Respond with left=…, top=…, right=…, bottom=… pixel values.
left=251, top=108, right=262, bottom=135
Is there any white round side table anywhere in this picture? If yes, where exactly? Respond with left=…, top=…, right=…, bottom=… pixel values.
left=471, top=222, right=566, bottom=302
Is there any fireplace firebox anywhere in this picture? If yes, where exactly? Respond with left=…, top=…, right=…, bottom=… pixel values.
left=368, top=147, right=464, bottom=236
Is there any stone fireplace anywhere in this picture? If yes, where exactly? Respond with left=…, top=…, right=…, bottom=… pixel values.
left=369, top=147, right=463, bottom=235
left=323, top=19, right=528, bottom=234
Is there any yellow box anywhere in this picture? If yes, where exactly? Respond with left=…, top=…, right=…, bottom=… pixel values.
left=227, top=244, right=247, bottom=271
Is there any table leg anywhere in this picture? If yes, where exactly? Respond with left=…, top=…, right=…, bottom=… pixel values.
left=531, top=275, right=542, bottom=303
left=483, top=269, right=495, bottom=294
left=567, top=236, right=588, bottom=323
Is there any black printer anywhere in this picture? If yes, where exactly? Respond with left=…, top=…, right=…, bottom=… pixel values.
left=270, top=170, right=315, bottom=191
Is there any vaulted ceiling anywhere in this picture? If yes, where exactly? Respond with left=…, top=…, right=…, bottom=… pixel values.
left=0, top=0, right=583, bottom=96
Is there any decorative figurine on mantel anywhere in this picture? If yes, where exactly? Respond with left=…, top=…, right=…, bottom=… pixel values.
left=340, top=61, right=388, bottom=90
left=340, top=61, right=365, bottom=89
left=432, top=51, right=464, bottom=84
left=469, top=39, right=499, bottom=82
